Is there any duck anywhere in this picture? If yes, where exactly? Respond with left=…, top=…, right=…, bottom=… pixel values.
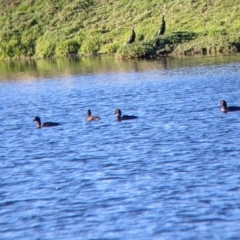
left=33, top=116, right=60, bottom=128
left=219, top=100, right=240, bottom=112
left=114, top=108, right=138, bottom=121
left=85, top=109, right=100, bottom=121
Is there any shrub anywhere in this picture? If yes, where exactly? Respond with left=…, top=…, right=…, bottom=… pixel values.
left=116, top=43, right=147, bottom=59
left=103, top=43, right=120, bottom=54
left=80, top=36, right=101, bottom=54
left=35, top=33, right=57, bottom=58
left=56, top=40, right=80, bottom=56
left=0, top=30, right=26, bottom=59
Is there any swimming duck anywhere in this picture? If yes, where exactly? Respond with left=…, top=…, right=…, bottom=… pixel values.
left=114, top=108, right=138, bottom=121
left=85, top=109, right=100, bottom=121
left=219, top=100, right=240, bottom=112
left=33, top=116, right=60, bottom=128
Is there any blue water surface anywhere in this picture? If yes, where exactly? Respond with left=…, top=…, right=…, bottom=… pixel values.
left=1, top=55, right=240, bottom=239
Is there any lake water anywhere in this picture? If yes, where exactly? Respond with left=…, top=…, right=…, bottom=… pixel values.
left=1, top=54, right=240, bottom=239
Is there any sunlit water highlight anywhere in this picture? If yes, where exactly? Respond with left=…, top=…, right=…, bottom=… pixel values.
left=1, top=55, right=240, bottom=239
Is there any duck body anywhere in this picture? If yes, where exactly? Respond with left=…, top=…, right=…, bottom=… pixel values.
left=85, top=109, right=100, bottom=122
left=33, top=116, right=60, bottom=128
left=114, top=108, right=138, bottom=121
left=219, top=100, right=240, bottom=112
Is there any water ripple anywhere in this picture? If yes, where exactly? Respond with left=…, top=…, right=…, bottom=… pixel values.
left=1, top=56, right=240, bottom=239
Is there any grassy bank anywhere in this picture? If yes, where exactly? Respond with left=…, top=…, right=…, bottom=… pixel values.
left=1, top=0, right=240, bottom=60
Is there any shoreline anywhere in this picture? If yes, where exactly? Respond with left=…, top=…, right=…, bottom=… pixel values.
left=1, top=49, right=239, bottom=63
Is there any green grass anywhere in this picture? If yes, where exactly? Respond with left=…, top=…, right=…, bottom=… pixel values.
left=1, top=0, right=240, bottom=60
